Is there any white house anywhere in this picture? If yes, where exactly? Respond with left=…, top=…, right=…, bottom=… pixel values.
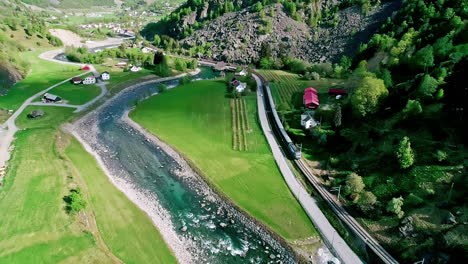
left=236, top=82, right=247, bottom=93
left=83, top=76, right=96, bottom=85
left=301, top=112, right=319, bottom=129
left=130, top=66, right=142, bottom=72
left=235, top=69, right=248, bottom=76
left=101, top=71, right=110, bottom=80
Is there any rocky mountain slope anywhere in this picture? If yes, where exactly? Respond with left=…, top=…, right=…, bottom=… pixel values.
left=182, top=2, right=401, bottom=64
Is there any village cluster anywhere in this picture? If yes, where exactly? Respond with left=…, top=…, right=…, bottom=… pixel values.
left=42, top=66, right=110, bottom=104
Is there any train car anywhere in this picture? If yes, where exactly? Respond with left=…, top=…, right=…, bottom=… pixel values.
left=262, top=83, right=301, bottom=160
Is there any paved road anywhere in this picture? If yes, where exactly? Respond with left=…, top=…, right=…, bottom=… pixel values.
left=253, top=74, right=363, bottom=264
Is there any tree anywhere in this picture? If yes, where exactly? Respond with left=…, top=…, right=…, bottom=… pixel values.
left=65, top=188, right=87, bottom=213
left=339, top=55, right=352, bottom=72
left=358, top=191, right=377, bottom=212
left=412, top=45, right=434, bottom=70
left=351, top=76, right=388, bottom=117
left=153, top=34, right=161, bottom=46
left=345, top=173, right=365, bottom=194
left=396, top=136, right=415, bottom=169
left=417, top=74, right=439, bottom=97
left=387, top=196, right=404, bottom=218
left=260, top=57, right=275, bottom=69
left=403, top=100, right=422, bottom=116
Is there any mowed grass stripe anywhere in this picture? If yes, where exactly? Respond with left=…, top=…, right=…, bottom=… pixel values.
left=131, top=80, right=317, bottom=241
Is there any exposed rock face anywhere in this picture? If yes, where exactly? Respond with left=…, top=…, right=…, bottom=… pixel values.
left=0, top=63, right=23, bottom=96
left=181, top=2, right=401, bottom=64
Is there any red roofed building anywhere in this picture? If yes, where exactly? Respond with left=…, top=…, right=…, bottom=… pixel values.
left=328, top=89, right=348, bottom=96
left=81, top=65, right=91, bottom=71
left=303, top=88, right=320, bottom=109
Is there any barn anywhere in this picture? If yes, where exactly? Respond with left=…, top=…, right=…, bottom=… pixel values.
left=328, top=89, right=348, bottom=96
left=303, top=88, right=320, bottom=109
left=71, top=77, right=82, bottom=85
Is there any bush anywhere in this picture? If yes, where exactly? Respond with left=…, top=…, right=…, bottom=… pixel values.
left=344, top=173, right=365, bottom=194
left=64, top=188, right=87, bottom=213
left=386, top=196, right=404, bottom=218
left=157, top=83, right=167, bottom=93
left=180, top=75, right=192, bottom=85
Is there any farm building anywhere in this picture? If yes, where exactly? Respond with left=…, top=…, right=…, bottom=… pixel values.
left=83, top=76, right=96, bottom=85
left=28, top=110, right=44, bottom=119
left=300, top=112, right=319, bottom=129
left=43, top=93, right=61, bottom=103
left=235, top=69, right=248, bottom=76
left=231, top=78, right=247, bottom=93
left=81, top=65, right=91, bottom=71
left=71, top=77, right=82, bottom=85
left=101, top=71, right=110, bottom=80
left=303, top=88, right=320, bottom=109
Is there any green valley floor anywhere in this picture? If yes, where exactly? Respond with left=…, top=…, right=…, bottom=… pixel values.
left=130, top=80, right=318, bottom=247
left=0, top=106, right=176, bottom=263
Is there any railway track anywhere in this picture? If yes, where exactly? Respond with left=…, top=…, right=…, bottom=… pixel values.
left=295, top=160, right=399, bottom=264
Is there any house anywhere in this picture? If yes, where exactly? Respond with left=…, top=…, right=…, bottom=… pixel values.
left=303, top=88, right=320, bottom=109
left=83, top=76, right=96, bottom=85
left=130, top=65, right=142, bottom=72
left=300, top=112, right=319, bottom=129
left=235, top=69, right=248, bottom=76
left=43, top=93, right=61, bottom=103
left=101, top=71, right=110, bottom=80
left=328, top=89, right=348, bottom=96
left=231, top=78, right=247, bottom=93
left=81, top=65, right=91, bottom=71
left=71, top=77, right=82, bottom=85
left=28, top=110, right=44, bottom=119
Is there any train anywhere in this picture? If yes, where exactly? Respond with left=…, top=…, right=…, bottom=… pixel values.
left=261, top=80, right=301, bottom=160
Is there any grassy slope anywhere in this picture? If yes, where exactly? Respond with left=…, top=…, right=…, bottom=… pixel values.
left=130, top=80, right=317, bottom=241
left=2, top=105, right=176, bottom=262
left=0, top=49, right=82, bottom=111
left=65, top=138, right=177, bottom=264
left=48, top=81, right=101, bottom=105
left=0, top=106, right=111, bottom=263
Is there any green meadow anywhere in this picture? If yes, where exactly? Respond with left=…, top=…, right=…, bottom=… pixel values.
left=130, top=80, right=318, bottom=243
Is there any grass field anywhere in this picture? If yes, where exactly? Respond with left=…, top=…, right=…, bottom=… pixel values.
left=257, top=70, right=345, bottom=110
left=0, top=106, right=175, bottom=263
left=0, top=49, right=82, bottom=111
left=130, top=80, right=318, bottom=243
left=47, top=81, right=101, bottom=105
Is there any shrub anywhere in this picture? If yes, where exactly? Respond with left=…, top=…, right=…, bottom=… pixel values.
left=180, top=75, right=192, bottom=85
left=358, top=191, right=377, bottom=212
left=157, top=83, right=167, bottom=93
left=344, top=173, right=365, bottom=194
left=64, top=188, right=87, bottom=213
left=386, top=196, right=404, bottom=218
left=434, top=150, right=448, bottom=162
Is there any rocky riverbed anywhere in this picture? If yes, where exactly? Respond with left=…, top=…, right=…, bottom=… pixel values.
left=68, top=68, right=299, bottom=263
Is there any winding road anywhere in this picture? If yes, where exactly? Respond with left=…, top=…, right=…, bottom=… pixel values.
left=0, top=49, right=108, bottom=170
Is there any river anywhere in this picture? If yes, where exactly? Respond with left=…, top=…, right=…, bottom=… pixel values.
left=73, top=67, right=298, bottom=263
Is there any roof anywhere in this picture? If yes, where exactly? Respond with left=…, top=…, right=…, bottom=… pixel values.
left=328, top=89, right=348, bottom=95
left=81, top=65, right=91, bottom=70
left=85, top=75, right=96, bottom=79
left=44, top=93, right=60, bottom=101
left=102, top=71, right=110, bottom=75
left=72, top=77, right=82, bottom=81
left=303, top=88, right=319, bottom=107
